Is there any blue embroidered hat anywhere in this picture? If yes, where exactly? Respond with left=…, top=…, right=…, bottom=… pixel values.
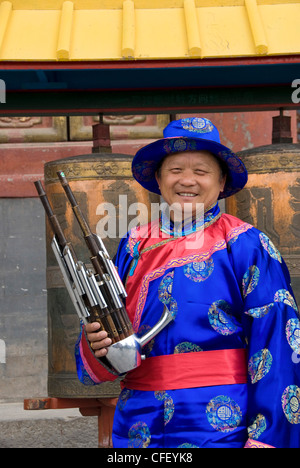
left=131, top=117, right=248, bottom=199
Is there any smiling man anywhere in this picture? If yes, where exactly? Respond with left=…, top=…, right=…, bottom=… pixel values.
left=155, top=149, right=226, bottom=216
left=75, top=117, right=300, bottom=448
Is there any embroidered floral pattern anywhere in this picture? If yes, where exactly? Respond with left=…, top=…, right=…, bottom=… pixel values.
left=128, top=421, right=151, bottom=448
left=174, top=342, right=203, bottom=353
left=245, top=303, right=274, bottom=318
left=219, top=151, right=245, bottom=173
left=158, top=271, right=178, bottom=319
left=285, top=318, right=300, bottom=355
left=177, top=443, right=200, bottom=448
left=244, top=439, right=274, bottom=448
left=182, top=117, right=214, bottom=133
left=248, top=349, right=273, bottom=384
left=117, top=388, right=134, bottom=411
left=158, top=271, right=174, bottom=304
left=242, top=265, right=260, bottom=297
left=163, top=138, right=198, bottom=155
left=259, top=232, right=282, bottom=263
left=132, top=160, right=156, bottom=182
left=281, top=385, right=300, bottom=424
left=208, top=300, right=239, bottom=335
left=274, top=289, right=298, bottom=312
left=206, top=395, right=242, bottom=432
left=154, top=391, right=175, bottom=426
left=183, top=258, right=214, bottom=282
left=247, top=413, right=267, bottom=440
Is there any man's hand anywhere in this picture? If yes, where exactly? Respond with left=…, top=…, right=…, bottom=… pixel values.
left=85, top=322, right=112, bottom=358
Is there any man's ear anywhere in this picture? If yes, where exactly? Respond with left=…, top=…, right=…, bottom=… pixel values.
left=155, top=171, right=160, bottom=189
left=220, top=174, right=227, bottom=192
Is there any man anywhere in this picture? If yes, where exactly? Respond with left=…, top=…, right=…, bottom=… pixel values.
left=75, top=117, right=300, bottom=448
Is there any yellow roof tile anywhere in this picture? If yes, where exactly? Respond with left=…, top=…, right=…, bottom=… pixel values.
left=0, top=0, right=299, bottom=61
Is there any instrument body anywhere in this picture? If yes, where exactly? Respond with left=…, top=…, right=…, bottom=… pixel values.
left=34, top=176, right=174, bottom=374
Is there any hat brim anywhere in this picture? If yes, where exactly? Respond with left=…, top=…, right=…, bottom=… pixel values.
left=132, top=137, right=248, bottom=200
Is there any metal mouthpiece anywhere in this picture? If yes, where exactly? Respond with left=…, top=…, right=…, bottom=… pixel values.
left=105, top=305, right=174, bottom=374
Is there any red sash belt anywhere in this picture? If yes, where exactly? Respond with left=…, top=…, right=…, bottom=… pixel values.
left=122, top=348, right=248, bottom=391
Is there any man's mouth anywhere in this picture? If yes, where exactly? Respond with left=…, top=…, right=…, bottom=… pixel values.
left=177, top=192, right=198, bottom=197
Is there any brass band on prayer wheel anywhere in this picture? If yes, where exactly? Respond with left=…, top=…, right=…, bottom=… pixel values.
left=44, top=153, right=158, bottom=398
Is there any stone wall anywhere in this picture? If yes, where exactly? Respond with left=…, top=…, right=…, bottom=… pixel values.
left=0, top=198, right=47, bottom=401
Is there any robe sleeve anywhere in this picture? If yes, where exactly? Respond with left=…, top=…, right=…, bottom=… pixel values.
left=74, top=233, right=133, bottom=385
left=229, top=227, right=300, bottom=448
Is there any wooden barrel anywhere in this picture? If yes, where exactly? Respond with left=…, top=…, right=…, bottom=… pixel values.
left=44, top=153, right=158, bottom=398
left=226, top=143, right=300, bottom=306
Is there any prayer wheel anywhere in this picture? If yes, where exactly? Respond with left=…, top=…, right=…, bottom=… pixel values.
left=226, top=113, right=300, bottom=306
left=44, top=153, right=158, bottom=398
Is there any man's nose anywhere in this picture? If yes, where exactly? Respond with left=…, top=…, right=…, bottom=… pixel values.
left=178, top=170, right=196, bottom=185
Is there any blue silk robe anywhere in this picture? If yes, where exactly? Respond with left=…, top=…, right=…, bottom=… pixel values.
left=75, top=203, right=300, bottom=448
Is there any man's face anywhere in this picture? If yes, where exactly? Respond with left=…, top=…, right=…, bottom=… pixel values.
left=155, top=150, right=226, bottom=219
